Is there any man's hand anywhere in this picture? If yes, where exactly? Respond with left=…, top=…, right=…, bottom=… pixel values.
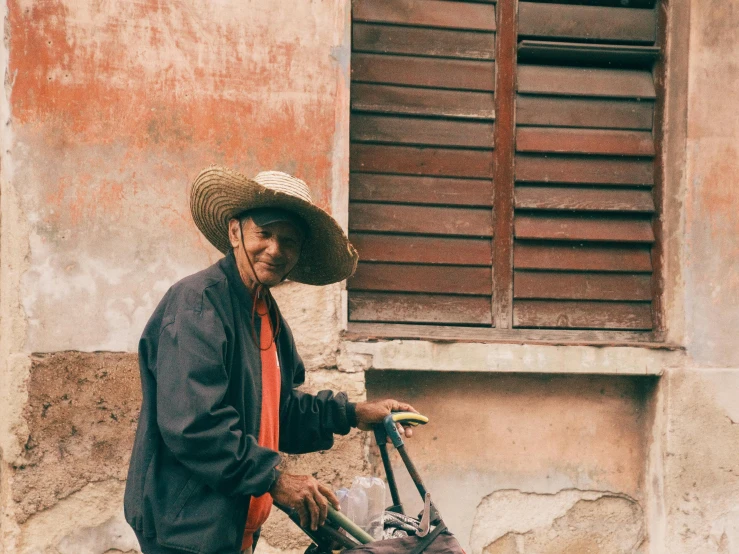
left=355, top=399, right=418, bottom=438
left=270, top=473, right=339, bottom=531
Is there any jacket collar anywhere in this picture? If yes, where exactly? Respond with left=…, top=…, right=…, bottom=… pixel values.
left=220, top=250, right=256, bottom=310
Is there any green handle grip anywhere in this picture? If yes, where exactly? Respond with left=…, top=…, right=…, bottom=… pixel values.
left=383, top=412, right=429, bottom=448
left=391, top=412, right=429, bottom=427
left=327, top=505, right=374, bottom=544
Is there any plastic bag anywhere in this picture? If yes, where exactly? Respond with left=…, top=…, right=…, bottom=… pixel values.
left=342, top=477, right=386, bottom=540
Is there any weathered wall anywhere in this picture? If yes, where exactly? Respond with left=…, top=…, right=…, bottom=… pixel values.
left=9, top=0, right=348, bottom=353
left=367, top=371, right=655, bottom=553
left=683, top=0, right=739, bottom=367
left=0, top=0, right=355, bottom=552
left=2, top=0, right=739, bottom=553
left=657, top=1, right=739, bottom=552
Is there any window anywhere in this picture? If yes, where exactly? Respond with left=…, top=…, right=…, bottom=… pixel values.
left=347, top=0, right=663, bottom=342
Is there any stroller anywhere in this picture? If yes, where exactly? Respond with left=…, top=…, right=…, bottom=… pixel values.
left=277, top=413, right=465, bottom=553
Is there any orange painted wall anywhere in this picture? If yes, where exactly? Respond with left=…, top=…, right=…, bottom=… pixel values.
left=9, top=0, right=349, bottom=351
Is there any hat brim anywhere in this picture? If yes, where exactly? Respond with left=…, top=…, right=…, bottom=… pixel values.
left=190, top=166, right=358, bottom=286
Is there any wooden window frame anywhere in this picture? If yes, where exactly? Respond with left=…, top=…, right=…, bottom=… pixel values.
left=345, top=0, right=685, bottom=347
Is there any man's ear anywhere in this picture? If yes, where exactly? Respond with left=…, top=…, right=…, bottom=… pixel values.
left=228, top=218, right=242, bottom=249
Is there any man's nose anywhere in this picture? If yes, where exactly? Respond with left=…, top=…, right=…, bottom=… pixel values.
left=265, top=238, right=283, bottom=259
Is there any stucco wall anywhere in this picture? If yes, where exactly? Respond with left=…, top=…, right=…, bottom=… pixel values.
left=0, top=0, right=355, bottom=552
left=658, top=0, right=739, bottom=552
left=1, top=0, right=739, bottom=553
left=683, top=0, right=739, bottom=367
left=8, top=0, right=349, bottom=353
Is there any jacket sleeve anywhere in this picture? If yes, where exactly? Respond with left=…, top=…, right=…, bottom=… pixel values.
left=155, top=294, right=281, bottom=498
left=278, top=326, right=356, bottom=455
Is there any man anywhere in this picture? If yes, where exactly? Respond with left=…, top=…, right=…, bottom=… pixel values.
left=124, top=167, right=416, bottom=554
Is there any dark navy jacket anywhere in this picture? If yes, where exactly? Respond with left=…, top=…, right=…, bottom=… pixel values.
left=124, top=252, right=355, bottom=553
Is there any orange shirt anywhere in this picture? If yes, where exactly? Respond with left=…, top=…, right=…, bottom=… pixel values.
left=242, top=297, right=282, bottom=550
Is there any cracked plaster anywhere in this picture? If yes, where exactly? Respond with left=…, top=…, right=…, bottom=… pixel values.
left=471, top=489, right=644, bottom=554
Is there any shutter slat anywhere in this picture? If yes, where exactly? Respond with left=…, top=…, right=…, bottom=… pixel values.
left=518, top=2, right=656, bottom=43
left=352, top=84, right=495, bottom=119
left=350, top=203, right=494, bottom=236
left=353, top=23, right=495, bottom=60
left=513, top=300, right=653, bottom=330
left=514, top=243, right=652, bottom=272
left=350, top=292, right=493, bottom=325
left=351, top=144, right=494, bottom=178
left=518, top=40, right=660, bottom=67
left=517, top=65, right=655, bottom=99
left=350, top=263, right=492, bottom=295
left=517, top=96, right=654, bottom=130
left=516, top=155, right=654, bottom=185
left=515, top=186, right=655, bottom=212
left=515, top=214, right=655, bottom=242
left=352, top=114, right=494, bottom=148
left=516, top=128, right=654, bottom=156
left=352, top=54, right=495, bottom=91
left=351, top=233, right=492, bottom=265
left=350, top=174, right=493, bottom=206
left=514, top=271, right=652, bottom=301
left=518, top=0, right=656, bottom=7
left=352, top=0, right=496, bottom=31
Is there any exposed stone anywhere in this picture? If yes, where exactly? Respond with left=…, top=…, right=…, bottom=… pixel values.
left=18, top=480, right=130, bottom=554
left=272, top=282, right=342, bottom=371
left=336, top=345, right=373, bottom=374
left=13, top=352, right=140, bottom=522
left=300, top=369, right=366, bottom=402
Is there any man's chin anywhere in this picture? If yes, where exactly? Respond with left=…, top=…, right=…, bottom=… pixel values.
left=257, top=271, right=286, bottom=288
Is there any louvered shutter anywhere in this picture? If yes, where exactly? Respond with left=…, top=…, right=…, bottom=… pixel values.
left=348, top=0, right=497, bottom=326
left=512, top=0, right=659, bottom=331
left=347, top=0, right=663, bottom=337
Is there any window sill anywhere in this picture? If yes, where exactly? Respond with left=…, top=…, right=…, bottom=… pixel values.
left=343, top=323, right=685, bottom=376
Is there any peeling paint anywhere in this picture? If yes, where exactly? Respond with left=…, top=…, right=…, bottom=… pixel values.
left=470, top=489, right=644, bottom=554
left=1, top=1, right=739, bottom=553
left=8, top=0, right=348, bottom=353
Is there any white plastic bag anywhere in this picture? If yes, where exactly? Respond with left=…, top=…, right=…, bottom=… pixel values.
left=343, top=476, right=386, bottom=540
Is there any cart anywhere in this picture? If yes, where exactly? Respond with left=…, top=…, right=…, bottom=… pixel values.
left=277, top=413, right=465, bottom=553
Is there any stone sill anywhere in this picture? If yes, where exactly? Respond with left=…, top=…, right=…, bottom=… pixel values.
left=341, top=337, right=685, bottom=376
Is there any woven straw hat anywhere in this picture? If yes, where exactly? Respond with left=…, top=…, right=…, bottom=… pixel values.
left=190, top=166, right=358, bottom=286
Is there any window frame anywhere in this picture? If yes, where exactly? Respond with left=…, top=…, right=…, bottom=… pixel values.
left=343, top=0, right=688, bottom=347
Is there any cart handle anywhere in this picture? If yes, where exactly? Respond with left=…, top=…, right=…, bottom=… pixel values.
left=381, top=412, right=428, bottom=449
left=327, top=505, right=374, bottom=544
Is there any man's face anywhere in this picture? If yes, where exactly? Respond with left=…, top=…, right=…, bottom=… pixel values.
left=229, top=217, right=304, bottom=288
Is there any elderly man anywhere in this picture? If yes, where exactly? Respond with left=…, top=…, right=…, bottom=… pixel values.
left=124, top=167, right=416, bottom=554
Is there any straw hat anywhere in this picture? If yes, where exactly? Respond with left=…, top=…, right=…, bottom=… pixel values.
left=190, top=166, right=358, bottom=286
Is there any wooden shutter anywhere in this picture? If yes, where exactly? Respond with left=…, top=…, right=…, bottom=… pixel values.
left=348, top=0, right=664, bottom=338
left=348, top=0, right=496, bottom=326
left=512, top=0, right=659, bottom=331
